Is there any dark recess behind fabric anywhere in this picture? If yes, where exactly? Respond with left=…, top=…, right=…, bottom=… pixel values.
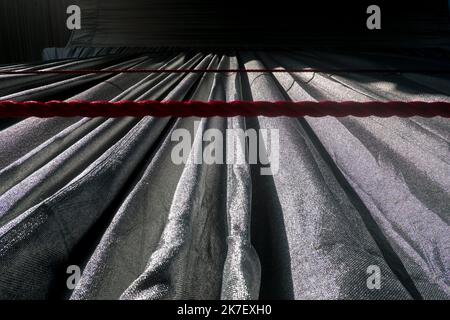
left=67, top=0, right=450, bottom=48
left=0, top=0, right=72, bottom=64
left=1, top=0, right=450, bottom=63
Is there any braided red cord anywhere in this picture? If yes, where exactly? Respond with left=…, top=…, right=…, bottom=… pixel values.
left=0, top=101, right=448, bottom=118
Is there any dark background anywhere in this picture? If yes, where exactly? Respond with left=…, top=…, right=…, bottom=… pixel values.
left=0, top=0, right=72, bottom=63
left=1, top=0, right=449, bottom=63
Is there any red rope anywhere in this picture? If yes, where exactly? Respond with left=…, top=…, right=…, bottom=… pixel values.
left=0, top=100, right=448, bottom=118
left=2, top=68, right=450, bottom=75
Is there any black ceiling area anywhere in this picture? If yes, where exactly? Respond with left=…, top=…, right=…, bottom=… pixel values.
left=1, top=0, right=450, bottom=63
left=0, top=0, right=72, bottom=64
left=69, top=0, right=450, bottom=47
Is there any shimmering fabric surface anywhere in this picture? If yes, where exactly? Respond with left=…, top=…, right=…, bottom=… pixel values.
left=0, top=50, right=449, bottom=300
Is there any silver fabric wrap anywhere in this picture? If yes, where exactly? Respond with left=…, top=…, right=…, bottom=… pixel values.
left=0, top=50, right=449, bottom=300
